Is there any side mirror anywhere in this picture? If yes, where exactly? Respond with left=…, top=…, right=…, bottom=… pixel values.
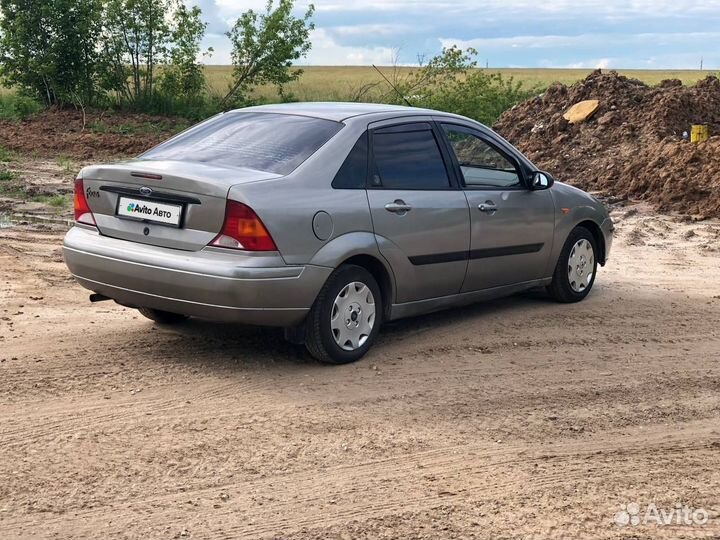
left=531, top=171, right=554, bottom=190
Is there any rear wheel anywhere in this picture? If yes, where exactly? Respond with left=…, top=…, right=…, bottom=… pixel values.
left=547, top=226, right=598, bottom=303
left=137, top=307, right=189, bottom=325
left=305, top=265, right=382, bottom=364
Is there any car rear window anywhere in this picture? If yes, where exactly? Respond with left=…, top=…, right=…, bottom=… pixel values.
left=141, top=112, right=343, bottom=175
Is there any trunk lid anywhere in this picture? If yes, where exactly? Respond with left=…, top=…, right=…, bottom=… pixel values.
left=80, top=160, right=281, bottom=251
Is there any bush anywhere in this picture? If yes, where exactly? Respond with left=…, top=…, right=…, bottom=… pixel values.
left=417, top=71, right=540, bottom=126
left=112, top=91, right=220, bottom=121
left=0, top=93, right=42, bottom=120
left=385, top=46, right=541, bottom=126
left=0, top=145, right=18, bottom=161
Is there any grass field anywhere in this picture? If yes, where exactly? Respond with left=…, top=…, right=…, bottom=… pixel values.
left=203, top=65, right=714, bottom=102
left=0, top=66, right=713, bottom=105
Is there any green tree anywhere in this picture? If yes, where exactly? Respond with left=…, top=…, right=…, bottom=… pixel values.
left=52, top=0, right=103, bottom=105
left=223, top=0, right=315, bottom=106
left=160, top=4, right=212, bottom=101
left=404, top=46, right=478, bottom=98
left=0, top=0, right=102, bottom=105
left=98, top=0, right=173, bottom=105
left=99, top=0, right=211, bottom=111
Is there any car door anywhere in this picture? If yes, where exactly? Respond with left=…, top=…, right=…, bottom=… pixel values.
left=366, top=119, right=470, bottom=303
left=437, top=122, right=555, bottom=292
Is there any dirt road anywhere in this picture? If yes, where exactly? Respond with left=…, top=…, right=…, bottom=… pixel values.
left=1, top=204, right=719, bottom=539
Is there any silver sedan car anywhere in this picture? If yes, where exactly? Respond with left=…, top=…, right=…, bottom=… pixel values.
left=64, top=103, right=613, bottom=364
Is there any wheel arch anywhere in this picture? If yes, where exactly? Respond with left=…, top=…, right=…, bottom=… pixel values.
left=308, top=232, right=396, bottom=320
left=339, top=254, right=394, bottom=321
left=575, top=220, right=606, bottom=265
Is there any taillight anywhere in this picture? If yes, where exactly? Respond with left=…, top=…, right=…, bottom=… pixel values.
left=210, top=201, right=277, bottom=251
left=73, top=177, right=96, bottom=226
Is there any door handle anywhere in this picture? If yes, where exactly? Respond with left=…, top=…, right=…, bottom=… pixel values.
left=385, top=200, right=412, bottom=215
left=478, top=201, right=497, bottom=214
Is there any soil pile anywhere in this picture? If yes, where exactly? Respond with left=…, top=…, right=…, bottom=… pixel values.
left=0, top=108, right=187, bottom=160
left=494, top=70, right=720, bottom=218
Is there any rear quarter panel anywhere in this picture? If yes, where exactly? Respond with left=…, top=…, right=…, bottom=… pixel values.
left=227, top=120, right=376, bottom=267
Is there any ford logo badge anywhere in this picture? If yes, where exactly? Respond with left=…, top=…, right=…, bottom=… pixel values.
left=139, top=186, right=153, bottom=197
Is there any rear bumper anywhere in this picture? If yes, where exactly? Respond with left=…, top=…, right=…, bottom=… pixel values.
left=62, top=226, right=332, bottom=326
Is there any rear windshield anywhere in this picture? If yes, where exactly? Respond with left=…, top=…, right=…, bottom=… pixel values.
left=141, top=112, right=343, bottom=175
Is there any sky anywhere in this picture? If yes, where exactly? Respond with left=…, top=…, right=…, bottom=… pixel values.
left=194, top=0, right=720, bottom=69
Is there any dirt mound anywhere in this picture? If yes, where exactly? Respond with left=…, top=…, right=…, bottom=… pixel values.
left=494, top=70, right=720, bottom=218
left=0, top=108, right=187, bottom=160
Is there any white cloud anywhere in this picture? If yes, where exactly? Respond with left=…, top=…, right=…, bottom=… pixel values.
left=594, top=59, right=612, bottom=70
left=203, top=33, right=234, bottom=65
left=556, top=58, right=614, bottom=69
left=315, top=0, right=720, bottom=16
left=302, top=28, right=395, bottom=65
left=327, top=23, right=414, bottom=38
left=204, top=27, right=395, bottom=66
left=440, top=32, right=720, bottom=52
left=194, top=0, right=720, bottom=68
left=212, top=0, right=313, bottom=17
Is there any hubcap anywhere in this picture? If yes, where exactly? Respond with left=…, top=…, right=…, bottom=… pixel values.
left=331, top=281, right=376, bottom=351
left=568, top=238, right=595, bottom=293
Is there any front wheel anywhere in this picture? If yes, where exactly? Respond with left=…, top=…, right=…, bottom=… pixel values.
left=305, top=265, right=382, bottom=364
left=547, top=226, right=598, bottom=303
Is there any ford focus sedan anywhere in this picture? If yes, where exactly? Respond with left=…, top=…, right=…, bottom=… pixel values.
left=63, top=103, right=613, bottom=364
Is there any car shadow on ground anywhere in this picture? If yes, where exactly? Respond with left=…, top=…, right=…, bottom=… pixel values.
left=380, top=288, right=550, bottom=341
left=142, top=320, right=312, bottom=368
left=126, top=288, right=553, bottom=371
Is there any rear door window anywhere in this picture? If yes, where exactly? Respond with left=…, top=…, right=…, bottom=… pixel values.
left=141, top=112, right=342, bottom=175
left=371, top=124, right=451, bottom=189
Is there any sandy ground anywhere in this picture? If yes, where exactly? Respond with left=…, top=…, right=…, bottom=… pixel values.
left=1, top=203, right=719, bottom=539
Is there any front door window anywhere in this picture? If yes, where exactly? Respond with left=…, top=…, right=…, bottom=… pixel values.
left=441, top=125, right=520, bottom=188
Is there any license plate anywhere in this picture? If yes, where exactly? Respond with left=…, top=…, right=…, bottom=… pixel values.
left=117, top=196, right=183, bottom=227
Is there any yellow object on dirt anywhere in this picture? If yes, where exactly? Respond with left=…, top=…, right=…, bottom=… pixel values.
left=691, top=124, right=709, bottom=143
left=563, top=100, right=600, bottom=124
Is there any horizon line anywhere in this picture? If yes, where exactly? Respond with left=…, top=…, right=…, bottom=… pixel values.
left=202, top=65, right=714, bottom=71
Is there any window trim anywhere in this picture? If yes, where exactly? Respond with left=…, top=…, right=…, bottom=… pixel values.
left=373, top=121, right=434, bottom=135
left=367, top=121, right=460, bottom=191
left=437, top=123, right=530, bottom=191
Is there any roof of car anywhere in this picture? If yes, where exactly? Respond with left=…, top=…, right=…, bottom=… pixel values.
left=233, top=102, right=439, bottom=122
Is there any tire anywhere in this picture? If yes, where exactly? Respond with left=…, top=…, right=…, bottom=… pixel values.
left=137, top=307, right=189, bottom=325
left=305, top=264, right=383, bottom=364
left=547, top=226, right=598, bottom=303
